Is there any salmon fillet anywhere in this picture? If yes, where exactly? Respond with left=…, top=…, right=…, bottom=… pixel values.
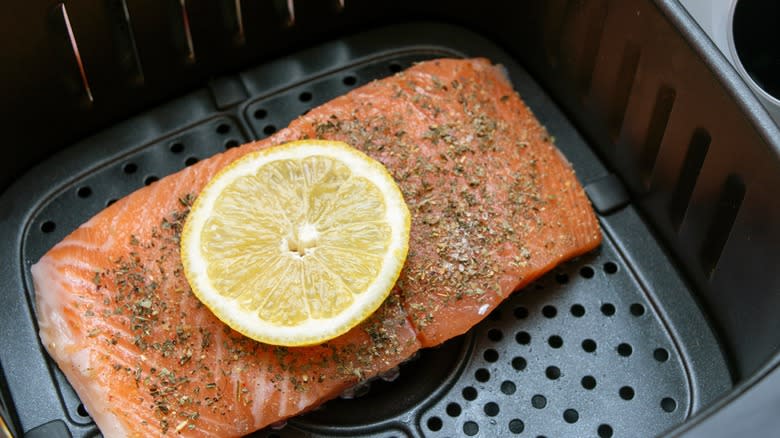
left=32, top=58, right=601, bottom=437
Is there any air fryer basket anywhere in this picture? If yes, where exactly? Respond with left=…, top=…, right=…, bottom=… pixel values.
left=1, top=1, right=779, bottom=438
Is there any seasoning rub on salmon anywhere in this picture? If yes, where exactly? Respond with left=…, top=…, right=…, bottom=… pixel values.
left=32, top=58, right=601, bottom=437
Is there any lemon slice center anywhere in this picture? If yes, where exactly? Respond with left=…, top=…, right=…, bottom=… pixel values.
left=284, top=223, right=319, bottom=258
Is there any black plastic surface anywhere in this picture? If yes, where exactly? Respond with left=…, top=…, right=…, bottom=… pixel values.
left=584, top=174, right=631, bottom=215
left=24, top=420, right=72, bottom=438
left=0, top=23, right=732, bottom=437
left=669, top=355, right=780, bottom=438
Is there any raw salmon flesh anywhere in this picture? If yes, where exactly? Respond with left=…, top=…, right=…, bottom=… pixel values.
left=31, top=58, right=601, bottom=437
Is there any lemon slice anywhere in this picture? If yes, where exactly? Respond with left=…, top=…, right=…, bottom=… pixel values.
left=181, top=140, right=411, bottom=346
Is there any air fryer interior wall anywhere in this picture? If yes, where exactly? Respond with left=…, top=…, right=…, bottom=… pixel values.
left=1, top=1, right=779, bottom=437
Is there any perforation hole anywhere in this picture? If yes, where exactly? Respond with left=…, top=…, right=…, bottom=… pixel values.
left=76, top=403, right=89, bottom=417
left=263, top=125, right=277, bottom=136
left=601, top=303, right=616, bottom=316
left=216, top=123, right=231, bottom=134
left=185, top=157, right=199, bottom=166
left=343, top=75, right=357, bottom=86
left=620, top=386, right=635, bottom=400
left=489, top=308, right=502, bottom=321
left=462, top=386, right=478, bottom=401
left=545, top=366, right=561, bottom=380
left=487, top=328, right=504, bottom=341
left=427, top=416, right=442, bottom=431
left=598, top=424, right=614, bottom=437
left=654, top=348, right=670, bottom=362
left=531, top=394, right=547, bottom=409
left=514, top=306, right=529, bottom=319
left=254, top=108, right=268, bottom=120
left=170, top=143, right=184, bottom=154
left=446, top=402, right=461, bottom=417
left=542, top=305, right=557, bottom=318
left=582, top=339, right=597, bottom=353
left=555, top=273, right=569, bottom=284
left=581, top=375, right=597, bottom=389
left=548, top=335, right=563, bottom=348
left=123, top=162, right=138, bottom=173
left=617, top=343, right=633, bottom=357
left=570, top=304, right=585, bottom=317
left=563, top=409, right=579, bottom=423
left=483, top=349, right=499, bottom=363
left=580, top=266, right=595, bottom=278
left=77, top=186, right=92, bottom=198
left=604, top=262, right=618, bottom=274
left=225, top=139, right=239, bottom=149
left=509, top=419, right=524, bottom=434
left=41, top=221, right=56, bottom=234
left=389, top=62, right=403, bottom=73
left=630, top=303, right=646, bottom=316
left=501, top=380, right=516, bottom=395
left=299, top=91, right=313, bottom=102
left=515, top=331, right=531, bottom=345
left=484, top=402, right=500, bottom=417
left=464, top=421, right=479, bottom=436
left=512, top=356, right=527, bottom=371
left=661, top=397, right=677, bottom=412
left=475, top=368, right=490, bottom=382
left=144, top=176, right=158, bottom=185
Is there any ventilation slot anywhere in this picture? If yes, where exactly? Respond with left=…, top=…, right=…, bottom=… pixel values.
left=699, top=174, right=745, bottom=277
left=578, top=0, right=607, bottom=96
left=640, top=86, right=676, bottom=187
left=106, top=0, right=144, bottom=85
left=669, top=129, right=710, bottom=230
left=609, top=43, right=640, bottom=141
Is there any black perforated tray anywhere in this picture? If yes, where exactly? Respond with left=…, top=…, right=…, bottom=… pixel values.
left=0, top=23, right=730, bottom=438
